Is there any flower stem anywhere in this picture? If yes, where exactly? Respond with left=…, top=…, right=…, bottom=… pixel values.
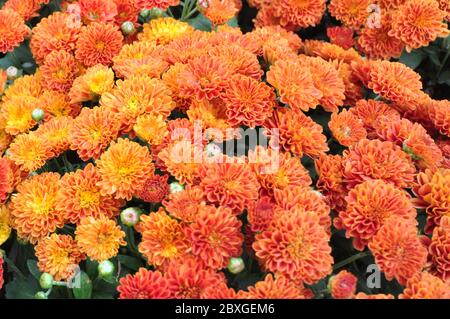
left=333, top=251, right=371, bottom=271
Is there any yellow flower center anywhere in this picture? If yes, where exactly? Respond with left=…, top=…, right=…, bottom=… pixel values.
left=96, top=41, right=106, bottom=51
left=78, top=189, right=100, bottom=209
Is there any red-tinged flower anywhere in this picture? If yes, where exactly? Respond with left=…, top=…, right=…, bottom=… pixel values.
left=266, top=59, right=322, bottom=112
left=35, top=234, right=85, bottom=281
left=253, top=210, right=333, bottom=284
left=69, top=106, right=120, bottom=161
left=428, top=216, right=450, bottom=281
left=30, top=12, right=81, bottom=64
left=113, top=0, right=140, bottom=26
left=0, top=158, right=11, bottom=202
left=136, top=208, right=189, bottom=268
left=202, top=282, right=239, bottom=299
left=3, top=0, right=40, bottom=21
left=327, top=26, right=354, bottom=50
left=247, top=195, right=275, bottom=233
left=136, top=174, right=169, bottom=203
left=342, top=139, right=416, bottom=189
left=389, top=0, right=449, bottom=52
left=138, top=17, right=193, bottom=45
left=0, top=69, right=6, bottom=96
left=399, top=272, right=450, bottom=299
left=328, top=0, right=371, bottom=29
left=315, top=154, right=347, bottom=211
left=253, top=5, right=284, bottom=30
left=436, top=138, right=450, bottom=169
left=79, top=0, right=118, bottom=24
left=185, top=205, right=243, bottom=270
left=135, top=0, right=179, bottom=10
left=242, top=274, right=313, bottom=299
left=10, top=173, right=64, bottom=244
left=438, top=0, right=450, bottom=21
left=369, top=218, right=427, bottom=285
left=0, top=9, right=30, bottom=54
left=56, top=163, right=124, bottom=224
left=265, top=108, right=329, bottom=158
left=75, top=22, right=123, bottom=67
left=35, top=116, right=73, bottom=158
left=177, top=55, right=231, bottom=101
left=336, top=179, right=417, bottom=251
left=273, top=0, right=326, bottom=29
left=201, top=0, right=238, bottom=26
left=428, top=99, right=450, bottom=138
left=163, top=186, right=205, bottom=223
left=118, top=268, right=171, bottom=299
left=96, top=138, right=154, bottom=201
left=329, top=270, right=357, bottom=299
left=329, top=109, right=367, bottom=147
left=69, top=64, right=115, bottom=104
left=354, top=293, right=395, bottom=299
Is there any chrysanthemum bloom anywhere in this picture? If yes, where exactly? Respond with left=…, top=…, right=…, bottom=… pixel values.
left=242, top=274, right=313, bottom=299
left=428, top=99, right=450, bottom=137
left=246, top=195, right=275, bottom=233
left=336, top=179, right=417, bottom=251
left=369, top=218, right=427, bottom=285
left=118, top=268, right=171, bottom=299
left=101, top=75, right=175, bottom=134
left=184, top=205, right=243, bottom=270
left=133, top=114, right=168, bottom=146
left=389, top=0, right=449, bottom=52
left=438, top=0, right=450, bottom=21
left=427, top=216, right=450, bottom=281
left=342, top=139, right=416, bottom=189
left=349, top=99, right=400, bottom=139
left=253, top=210, right=333, bottom=284
left=75, top=22, right=123, bottom=67
left=253, top=5, right=285, bottom=30
left=40, top=50, right=80, bottom=93
left=332, top=60, right=364, bottom=106
left=0, top=69, right=6, bottom=96
left=135, top=0, right=179, bottom=10
left=266, top=59, right=322, bottom=112
left=354, top=293, right=395, bottom=299
left=303, top=40, right=362, bottom=64
left=202, top=282, right=239, bottom=299
left=198, top=161, right=259, bottom=214
left=39, top=91, right=81, bottom=120
left=0, top=205, right=11, bottom=245
left=413, top=169, right=450, bottom=233
left=162, top=63, right=192, bottom=113
left=201, top=0, right=238, bottom=26
left=265, top=108, right=329, bottom=158
left=4, top=0, right=41, bottom=21
left=35, top=116, right=73, bottom=158
left=328, top=270, right=357, bottom=299
left=357, top=14, right=404, bottom=60
left=8, top=132, right=51, bottom=172
left=10, top=173, right=64, bottom=244
left=136, top=174, right=169, bottom=203
left=30, top=12, right=81, bottom=64
left=329, top=109, right=367, bottom=147
left=0, top=159, right=10, bottom=202
left=136, top=209, right=189, bottom=268
left=221, top=74, right=274, bottom=127
left=248, top=25, right=302, bottom=56
left=327, top=26, right=354, bottom=50
left=399, top=272, right=450, bottom=299
left=2, top=72, right=43, bottom=102
left=177, top=55, right=231, bottom=101
left=161, top=30, right=211, bottom=65
left=56, top=163, right=124, bottom=224
left=69, top=106, right=120, bottom=161
left=138, top=17, right=193, bottom=45
left=367, top=61, right=423, bottom=110
left=75, top=215, right=126, bottom=261
left=328, top=0, right=371, bottom=29
left=112, top=41, right=168, bottom=79
left=163, top=186, right=205, bottom=223
left=165, top=257, right=227, bottom=298
left=96, top=138, right=154, bottom=200
left=79, top=0, right=118, bottom=24
left=262, top=37, right=299, bottom=65
left=436, top=138, right=450, bottom=169
left=272, top=0, right=326, bottom=29
left=114, top=0, right=140, bottom=26
left=0, top=158, right=25, bottom=198
left=0, top=9, right=30, bottom=53
left=69, top=64, right=115, bottom=104
left=35, top=234, right=85, bottom=281
left=1, top=95, right=38, bottom=136
left=0, top=256, right=3, bottom=290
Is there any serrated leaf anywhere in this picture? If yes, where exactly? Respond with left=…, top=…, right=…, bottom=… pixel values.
left=399, top=49, right=426, bottom=69
left=72, top=271, right=93, bottom=299
left=5, top=275, right=40, bottom=299
left=117, top=255, right=143, bottom=271
left=26, top=259, right=41, bottom=280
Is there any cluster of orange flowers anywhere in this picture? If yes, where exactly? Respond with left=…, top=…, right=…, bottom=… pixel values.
left=0, top=0, right=449, bottom=299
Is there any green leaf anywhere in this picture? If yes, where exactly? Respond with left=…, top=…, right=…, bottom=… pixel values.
left=72, top=271, right=93, bottom=299
left=85, top=258, right=98, bottom=279
left=428, top=51, right=441, bottom=67
left=399, top=49, right=426, bottom=70
left=227, top=16, right=238, bottom=28
left=437, top=69, right=450, bottom=85
left=26, top=259, right=41, bottom=280
left=187, top=13, right=212, bottom=31
left=117, top=255, right=143, bottom=271
left=5, top=275, right=40, bottom=299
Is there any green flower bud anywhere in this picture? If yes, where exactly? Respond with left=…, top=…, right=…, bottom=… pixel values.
left=39, top=273, right=54, bottom=290
left=121, top=21, right=135, bottom=35
left=35, top=291, right=48, bottom=299
left=98, top=260, right=115, bottom=279
left=169, top=182, right=184, bottom=194
left=147, top=8, right=166, bottom=19
left=31, top=108, right=45, bottom=122
left=120, top=207, right=143, bottom=227
left=227, top=257, right=245, bottom=274
left=6, top=66, right=20, bottom=80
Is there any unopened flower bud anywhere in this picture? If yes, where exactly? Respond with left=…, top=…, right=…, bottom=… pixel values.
left=31, top=108, right=45, bottom=122
left=227, top=257, right=245, bottom=274
left=147, top=8, right=166, bottom=19
left=169, top=182, right=184, bottom=194
left=6, top=66, right=19, bottom=80
left=120, top=207, right=142, bottom=227
left=121, top=21, right=135, bottom=35
left=35, top=291, right=48, bottom=299
left=98, top=260, right=115, bottom=279
left=39, top=273, right=54, bottom=289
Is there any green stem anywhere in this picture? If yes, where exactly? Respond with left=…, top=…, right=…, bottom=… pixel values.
left=126, top=227, right=140, bottom=257
left=333, top=251, right=370, bottom=271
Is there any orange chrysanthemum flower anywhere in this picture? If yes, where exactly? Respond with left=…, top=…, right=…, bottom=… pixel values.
left=3, top=0, right=40, bottom=21
left=273, top=0, right=326, bottom=29
left=135, top=0, right=179, bottom=10
left=315, top=154, right=347, bottom=211
left=253, top=210, right=333, bottom=284
left=114, top=0, right=140, bottom=26
left=79, top=0, right=118, bottom=24
left=10, top=173, right=64, bottom=244
left=265, top=108, right=329, bottom=158
left=247, top=195, right=275, bottom=233
left=35, top=234, right=85, bottom=281
left=327, top=26, right=354, bottom=50
left=0, top=9, right=30, bottom=54
left=40, top=50, right=80, bottom=93
left=118, top=268, right=171, bottom=299
left=75, top=215, right=126, bottom=261
left=303, top=40, right=362, bottom=64
left=101, top=75, right=175, bottom=134
left=138, top=17, right=193, bottom=45
left=436, top=138, right=450, bottom=169
left=202, top=282, right=239, bottom=299
left=332, top=60, right=364, bottom=106
left=136, top=208, right=189, bottom=268
left=30, top=12, right=81, bottom=64
left=248, top=25, right=302, bottom=56
left=329, top=109, right=367, bottom=147
left=399, top=272, right=450, bottom=299
left=328, top=0, right=371, bottom=29
left=136, top=174, right=169, bottom=203
left=35, top=116, right=73, bottom=158
left=56, top=163, right=124, bottom=224
left=8, top=132, right=51, bottom=172
left=329, top=270, right=357, bottom=299
left=241, top=274, right=313, bottom=299
left=161, top=30, right=211, bottom=65
left=369, top=218, right=427, bottom=285
left=75, top=22, right=123, bottom=67
left=428, top=216, right=450, bottom=281
left=262, top=37, right=299, bottom=65
left=1, top=95, right=38, bottom=136
left=202, top=0, right=238, bottom=26
left=342, top=139, right=416, bottom=189
left=184, top=205, right=243, bottom=270
left=69, top=64, right=115, bottom=104
left=0, top=69, right=6, bottom=96
left=336, top=179, right=417, bottom=251
left=69, top=106, right=120, bottom=161
left=354, top=293, right=395, bottom=299
left=163, top=186, right=205, bottom=223
left=39, top=90, right=81, bottom=120
left=133, top=114, right=168, bottom=146
left=266, top=59, right=322, bottom=112
left=428, top=99, right=450, bottom=137
left=389, top=0, right=449, bottom=52
left=96, top=138, right=154, bottom=200
left=162, top=63, right=192, bottom=112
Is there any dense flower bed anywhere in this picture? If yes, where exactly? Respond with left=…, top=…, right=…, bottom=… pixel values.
left=0, top=0, right=449, bottom=299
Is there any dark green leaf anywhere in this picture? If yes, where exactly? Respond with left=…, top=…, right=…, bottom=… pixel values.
left=72, top=271, right=93, bottom=299
left=437, top=69, right=450, bottom=85
left=399, top=49, right=426, bottom=70
left=5, top=275, right=40, bottom=299
left=85, top=258, right=98, bottom=279
left=428, top=52, right=441, bottom=67
left=117, top=255, right=143, bottom=271
left=26, top=259, right=41, bottom=280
